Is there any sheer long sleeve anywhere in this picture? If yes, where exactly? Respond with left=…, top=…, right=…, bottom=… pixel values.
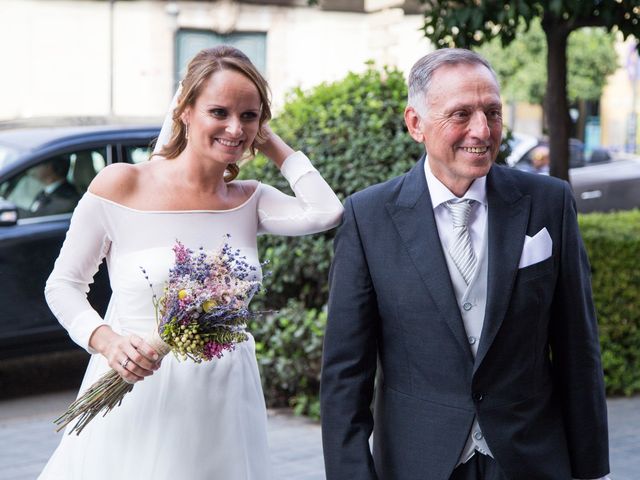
left=44, top=194, right=111, bottom=353
left=257, top=151, right=343, bottom=235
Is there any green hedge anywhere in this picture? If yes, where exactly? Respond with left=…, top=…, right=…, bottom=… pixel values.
left=241, top=63, right=422, bottom=312
left=249, top=300, right=326, bottom=418
left=579, top=209, right=640, bottom=395
left=242, top=64, right=419, bottom=417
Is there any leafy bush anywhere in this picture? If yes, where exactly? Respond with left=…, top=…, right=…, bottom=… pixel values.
left=242, top=63, right=422, bottom=312
left=249, top=300, right=326, bottom=418
left=242, top=64, right=421, bottom=416
left=579, top=209, right=640, bottom=396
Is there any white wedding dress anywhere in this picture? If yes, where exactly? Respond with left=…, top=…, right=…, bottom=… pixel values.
left=39, top=152, right=342, bottom=480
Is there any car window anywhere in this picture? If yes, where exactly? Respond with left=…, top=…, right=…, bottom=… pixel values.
left=0, top=143, right=21, bottom=169
left=125, top=145, right=153, bottom=164
left=516, top=140, right=586, bottom=171
left=0, top=147, right=107, bottom=220
left=70, top=148, right=107, bottom=193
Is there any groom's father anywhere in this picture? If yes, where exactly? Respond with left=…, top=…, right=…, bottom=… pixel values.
left=320, top=48, right=609, bottom=480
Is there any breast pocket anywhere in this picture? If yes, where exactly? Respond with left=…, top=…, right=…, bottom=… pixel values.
left=516, top=255, right=554, bottom=283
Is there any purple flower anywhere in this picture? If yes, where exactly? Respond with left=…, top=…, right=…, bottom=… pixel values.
left=142, top=237, right=264, bottom=363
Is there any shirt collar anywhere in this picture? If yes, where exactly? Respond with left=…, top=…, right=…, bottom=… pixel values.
left=423, top=156, right=487, bottom=209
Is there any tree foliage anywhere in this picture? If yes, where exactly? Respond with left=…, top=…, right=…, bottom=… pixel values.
left=567, top=27, right=619, bottom=102
left=418, top=0, right=640, bottom=180
left=477, top=19, right=618, bottom=106
left=477, top=18, right=547, bottom=105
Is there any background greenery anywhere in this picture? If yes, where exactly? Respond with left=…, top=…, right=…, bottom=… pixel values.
left=475, top=20, right=618, bottom=107
left=242, top=63, right=422, bottom=313
left=243, top=63, right=421, bottom=416
left=242, top=64, right=640, bottom=417
left=579, top=210, right=640, bottom=396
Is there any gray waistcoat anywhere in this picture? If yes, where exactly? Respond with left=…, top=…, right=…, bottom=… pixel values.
left=442, top=225, right=493, bottom=463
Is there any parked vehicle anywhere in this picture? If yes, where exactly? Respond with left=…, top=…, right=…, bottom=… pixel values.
left=506, top=132, right=640, bottom=213
left=0, top=124, right=160, bottom=358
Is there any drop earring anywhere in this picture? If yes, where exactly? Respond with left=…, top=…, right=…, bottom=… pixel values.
left=185, top=123, right=189, bottom=141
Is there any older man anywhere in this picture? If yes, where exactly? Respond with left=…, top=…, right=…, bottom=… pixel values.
left=321, top=48, right=609, bottom=480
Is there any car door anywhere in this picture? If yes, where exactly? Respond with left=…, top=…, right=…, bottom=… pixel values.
left=0, top=146, right=110, bottom=357
left=571, top=157, right=640, bottom=213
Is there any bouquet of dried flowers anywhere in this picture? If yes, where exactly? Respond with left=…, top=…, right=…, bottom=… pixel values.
left=54, top=237, right=262, bottom=435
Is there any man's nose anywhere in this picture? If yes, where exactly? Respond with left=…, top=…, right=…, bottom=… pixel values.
left=469, top=111, right=490, bottom=139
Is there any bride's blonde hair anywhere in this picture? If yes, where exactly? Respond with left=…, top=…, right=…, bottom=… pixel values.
left=154, top=46, right=272, bottom=182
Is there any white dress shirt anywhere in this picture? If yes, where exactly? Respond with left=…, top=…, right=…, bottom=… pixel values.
left=423, top=163, right=487, bottom=258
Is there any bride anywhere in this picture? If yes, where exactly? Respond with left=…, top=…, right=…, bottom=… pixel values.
left=39, top=45, right=343, bottom=479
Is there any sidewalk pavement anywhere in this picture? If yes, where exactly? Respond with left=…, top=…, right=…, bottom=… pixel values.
left=0, top=390, right=637, bottom=479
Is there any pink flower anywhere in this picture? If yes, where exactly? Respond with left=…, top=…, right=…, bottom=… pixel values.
left=203, top=341, right=234, bottom=360
left=173, top=241, right=190, bottom=264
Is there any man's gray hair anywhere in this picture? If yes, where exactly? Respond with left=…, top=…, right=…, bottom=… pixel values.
left=407, top=48, right=499, bottom=118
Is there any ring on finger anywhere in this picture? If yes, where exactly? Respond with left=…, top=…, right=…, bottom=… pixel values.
left=121, top=357, right=130, bottom=369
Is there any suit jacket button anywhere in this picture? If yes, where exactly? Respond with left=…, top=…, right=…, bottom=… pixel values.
left=472, top=392, right=484, bottom=402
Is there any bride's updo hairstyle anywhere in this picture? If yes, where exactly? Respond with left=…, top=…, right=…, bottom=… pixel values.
left=155, top=45, right=272, bottom=182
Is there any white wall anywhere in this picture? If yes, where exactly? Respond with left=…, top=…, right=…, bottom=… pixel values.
left=0, top=0, right=634, bottom=149
left=600, top=36, right=639, bottom=151
left=0, top=0, right=432, bottom=121
left=0, top=1, right=112, bottom=118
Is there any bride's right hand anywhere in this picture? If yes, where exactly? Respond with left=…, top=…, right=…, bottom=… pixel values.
left=89, top=325, right=161, bottom=383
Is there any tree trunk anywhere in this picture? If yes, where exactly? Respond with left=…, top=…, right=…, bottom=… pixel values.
left=542, top=19, right=571, bottom=182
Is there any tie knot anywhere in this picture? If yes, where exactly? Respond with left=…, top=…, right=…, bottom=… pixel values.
left=445, top=199, right=475, bottom=228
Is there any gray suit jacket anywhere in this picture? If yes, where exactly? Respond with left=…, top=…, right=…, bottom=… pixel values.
left=321, top=157, right=609, bottom=480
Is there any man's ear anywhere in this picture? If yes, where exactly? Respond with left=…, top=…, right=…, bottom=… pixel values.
left=404, top=106, right=424, bottom=143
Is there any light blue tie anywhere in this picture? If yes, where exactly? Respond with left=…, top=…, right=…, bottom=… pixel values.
left=444, top=199, right=477, bottom=285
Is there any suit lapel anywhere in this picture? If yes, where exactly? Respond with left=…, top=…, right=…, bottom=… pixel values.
left=474, top=166, right=531, bottom=371
left=387, top=157, right=473, bottom=362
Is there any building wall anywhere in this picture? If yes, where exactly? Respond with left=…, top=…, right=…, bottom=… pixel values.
left=0, top=0, right=432, bottom=121
left=1, top=0, right=635, bottom=150
left=600, top=36, right=639, bottom=152
left=0, top=0, right=113, bottom=118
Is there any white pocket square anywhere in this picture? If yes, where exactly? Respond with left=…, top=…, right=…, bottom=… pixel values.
left=518, top=227, right=553, bottom=268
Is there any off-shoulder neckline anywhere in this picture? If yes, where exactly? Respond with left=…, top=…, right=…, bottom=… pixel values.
left=85, top=184, right=261, bottom=214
